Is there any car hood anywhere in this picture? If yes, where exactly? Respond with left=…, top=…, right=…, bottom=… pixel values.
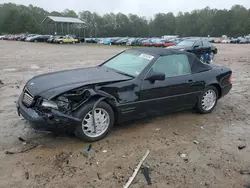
left=26, top=66, right=132, bottom=99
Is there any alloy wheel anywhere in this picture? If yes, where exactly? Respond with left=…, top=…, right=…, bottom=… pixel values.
left=82, top=108, right=110, bottom=138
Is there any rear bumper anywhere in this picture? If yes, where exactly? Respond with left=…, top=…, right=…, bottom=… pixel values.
left=17, top=95, right=81, bottom=132
left=221, top=83, right=232, bottom=98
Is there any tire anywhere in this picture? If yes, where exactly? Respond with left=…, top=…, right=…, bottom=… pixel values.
left=196, top=86, right=218, bottom=114
left=74, top=101, right=114, bottom=142
left=60, top=41, right=63, bottom=44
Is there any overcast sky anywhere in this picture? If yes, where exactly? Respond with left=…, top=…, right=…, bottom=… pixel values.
left=1, top=0, right=250, bottom=16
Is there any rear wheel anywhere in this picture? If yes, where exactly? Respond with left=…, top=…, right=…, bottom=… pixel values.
left=196, top=86, right=218, bottom=114
left=74, top=101, right=114, bottom=142
left=60, top=41, right=64, bottom=44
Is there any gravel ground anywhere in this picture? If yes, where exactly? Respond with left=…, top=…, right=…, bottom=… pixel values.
left=0, top=41, right=249, bottom=188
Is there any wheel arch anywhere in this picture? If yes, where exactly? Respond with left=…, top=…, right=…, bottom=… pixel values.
left=208, top=83, right=222, bottom=99
left=88, top=95, right=118, bottom=123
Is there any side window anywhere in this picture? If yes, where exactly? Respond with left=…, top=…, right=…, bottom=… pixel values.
left=152, top=54, right=191, bottom=78
left=195, top=40, right=203, bottom=47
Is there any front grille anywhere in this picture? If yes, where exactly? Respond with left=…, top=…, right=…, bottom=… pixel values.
left=22, top=90, right=34, bottom=107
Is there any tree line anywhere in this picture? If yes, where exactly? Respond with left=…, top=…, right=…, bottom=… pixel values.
left=0, top=3, right=250, bottom=37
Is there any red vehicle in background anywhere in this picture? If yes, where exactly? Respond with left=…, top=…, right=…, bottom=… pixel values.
left=152, top=39, right=165, bottom=47
left=163, top=38, right=183, bottom=47
left=141, top=39, right=154, bottom=47
left=163, top=41, right=175, bottom=47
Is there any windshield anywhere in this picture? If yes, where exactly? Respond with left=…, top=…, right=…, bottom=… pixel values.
left=103, top=51, right=154, bottom=77
left=177, top=40, right=196, bottom=46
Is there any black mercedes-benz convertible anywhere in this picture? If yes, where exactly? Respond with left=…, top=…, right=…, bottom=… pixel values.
left=17, top=48, right=232, bottom=141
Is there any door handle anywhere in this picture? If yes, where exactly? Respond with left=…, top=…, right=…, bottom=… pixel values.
left=187, top=80, right=195, bottom=84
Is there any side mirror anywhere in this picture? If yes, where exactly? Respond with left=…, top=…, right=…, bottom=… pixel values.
left=146, top=72, right=165, bottom=82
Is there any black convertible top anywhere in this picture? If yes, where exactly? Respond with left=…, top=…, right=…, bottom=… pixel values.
left=128, top=48, right=211, bottom=74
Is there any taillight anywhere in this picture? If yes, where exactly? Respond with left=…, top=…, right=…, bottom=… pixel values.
left=229, top=73, right=232, bottom=83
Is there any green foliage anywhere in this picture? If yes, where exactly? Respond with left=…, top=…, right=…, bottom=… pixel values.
left=62, top=9, right=78, bottom=18
left=0, top=3, right=250, bottom=37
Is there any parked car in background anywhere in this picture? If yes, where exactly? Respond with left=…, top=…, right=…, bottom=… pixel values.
left=131, top=38, right=147, bottom=46
left=17, top=48, right=232, bottom=141
left=126, top=38, right=136, bottom=46
left=141, top=39, right=154, bottom=47
left=163, top=39, right=176, bottom=47
left=239, top=38, right=248, bottom=44
left=221, top=39, right=231, bottom=44
left=54, top=36, right=79, bottom=44
left=19, top=34, right=29, bottom=41
left=12, top=35, right=21, bottom=41
left=7, top=35, right=14, bottom=40
left=85, top=38, right=99, bottom=43
left=152, top=39, right=165, bottom=47
left=230, top=38, right=240, bottom=44
left=113, top=38, right=129, bottom=45
left=102, top=38, right=111, bottom=45
left=25, top=34, right=39, bottom=42
left=47, top=36, right=61, bottom=43
left=30, top=35, right=51, bottom=42
left=167, top=38, right=217, bottom=62
left=103, top=38, right=120, bottom=45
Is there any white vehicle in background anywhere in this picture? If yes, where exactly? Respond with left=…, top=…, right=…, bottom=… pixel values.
left=162, top=35, right=179, bottom=40
left=0, top=35, right=4, bottom=40
left=222, top=39, right=231, bottom=44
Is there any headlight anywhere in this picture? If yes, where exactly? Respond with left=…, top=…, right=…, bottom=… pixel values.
left=41, top=99, right=58, bottom=109
left=56, top=96, right=69, bottom=113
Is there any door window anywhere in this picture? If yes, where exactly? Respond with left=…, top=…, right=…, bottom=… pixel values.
left=152, top=54, right=191, bottom=78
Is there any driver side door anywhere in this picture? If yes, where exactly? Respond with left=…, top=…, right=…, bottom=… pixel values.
left=139, top=54, right=199, bottom=115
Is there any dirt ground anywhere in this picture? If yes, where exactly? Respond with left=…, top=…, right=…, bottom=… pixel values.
left=0, top=41, right=249, bottom=188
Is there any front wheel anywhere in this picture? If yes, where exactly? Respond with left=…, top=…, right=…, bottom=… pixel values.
left=74, top=101, right=114, bottom=142
left=196, top=86, right=218, bottom=114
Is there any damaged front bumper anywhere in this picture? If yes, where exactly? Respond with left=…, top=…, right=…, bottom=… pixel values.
left=16, top=96, right=82, bottom=132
